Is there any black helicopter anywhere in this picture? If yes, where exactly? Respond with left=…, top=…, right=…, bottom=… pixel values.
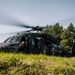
left=0, top=11, right=64, bottom=55
left=0, top=24, right=62, bottom=55
left=0, top=12, right=75, bottom=56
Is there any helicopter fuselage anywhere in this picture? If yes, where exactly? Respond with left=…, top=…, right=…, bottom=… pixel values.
left=0, top=32, right=62, bottom=55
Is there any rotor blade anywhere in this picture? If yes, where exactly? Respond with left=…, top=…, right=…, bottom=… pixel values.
left=0, top=11, right=34, bottom=28
left=0, top=29, right=32, bottom=36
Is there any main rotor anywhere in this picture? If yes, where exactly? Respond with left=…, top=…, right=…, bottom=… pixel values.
left=0, top=11, right=45, bottom=33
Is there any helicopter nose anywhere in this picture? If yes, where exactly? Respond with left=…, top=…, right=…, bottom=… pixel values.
left=0, top=45, right=8, bottom=52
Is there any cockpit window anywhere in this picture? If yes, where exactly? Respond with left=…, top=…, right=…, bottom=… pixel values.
left=4, top=36, right=21, bottom=43
left=11, top=36, right=21, bottom=42
left=4, top=37, right=13, bottom=43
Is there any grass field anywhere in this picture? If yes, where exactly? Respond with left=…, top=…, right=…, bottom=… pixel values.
left=0, top=52, right=75, bottom=75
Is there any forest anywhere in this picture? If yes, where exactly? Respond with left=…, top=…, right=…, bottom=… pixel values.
left=42, top=23, right=75, bottom=51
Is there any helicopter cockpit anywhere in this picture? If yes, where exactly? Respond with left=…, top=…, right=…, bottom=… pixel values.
left=4, top=36, right=21, bottom=43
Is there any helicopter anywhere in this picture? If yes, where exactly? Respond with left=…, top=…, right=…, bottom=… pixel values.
left=0, top=12, right=75, bottom=56
left=0, top=12, right=63, bottom=55
left=0, top=24, right=62, bottom=55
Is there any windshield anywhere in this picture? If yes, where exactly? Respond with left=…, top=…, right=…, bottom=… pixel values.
left=4, top=37, right=13, bottom=43
left=11, top=36, right=21, bottom=42
left=4, top=36, right=21, bottom=43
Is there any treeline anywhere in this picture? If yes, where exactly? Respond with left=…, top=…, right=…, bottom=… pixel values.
left=42, top=23, right=75, bottom=51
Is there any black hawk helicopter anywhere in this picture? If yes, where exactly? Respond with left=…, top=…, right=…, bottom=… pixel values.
left=0, top=12, right=75, bottom=56
left=0, top=24, right=62, bottom=55
left=0, top=12, right=63, bottom=55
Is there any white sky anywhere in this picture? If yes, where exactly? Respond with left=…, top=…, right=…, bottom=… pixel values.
left=0, top=0, right=75, bottom=42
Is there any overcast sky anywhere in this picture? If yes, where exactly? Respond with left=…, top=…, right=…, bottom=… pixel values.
left=0, top=0, right=75, bottom=42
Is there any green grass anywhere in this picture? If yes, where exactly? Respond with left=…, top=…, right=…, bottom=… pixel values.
left=0, top=52, right=75, bottom=75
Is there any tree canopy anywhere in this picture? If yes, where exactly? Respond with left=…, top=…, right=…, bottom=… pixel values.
left=42, top=23, right=75, bottom=51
